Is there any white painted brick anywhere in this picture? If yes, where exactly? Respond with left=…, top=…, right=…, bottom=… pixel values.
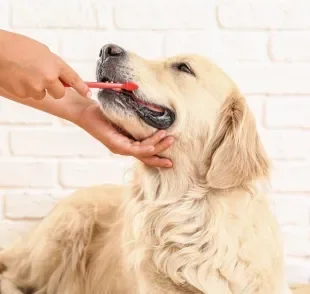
left=11, top=29, right=60, bottom=54
left=0, top=0, right=10, bottom=27
left=0, top=194, right=3, bottom=220
left=272, top=195, right=310, bottom=226
left=10, top=129, right=108, bottom=157
left=285, top=257, right=310, bottom=283
left=93, top=0, right=114, bottom=29
left=67, top=61, right=97, bottom=81
left=282, top=227, right=310, bottom=257
left=4, top=191, right=59, bottom=219
left=0, top=160, right=57, bottom=188
left=165, top=31, right=268, bottom=61
left=0, top=129, right=9, bottom=156
left=271, top=162, right=310, bottom=192
left=0, top=98, right=53, bottom=125
left=260, top=130, right=310, bottom=160
left=245, top=95, right=264, bottom=127
left=218, top=0, right=310, bottom=29
left=11, top=0, right=97, bottom=28
left=270, top=32, right=310, bottom=62
left=115, top=0, right=209, bottom=29
left=265, top=97, right=310, bottom=128
left=0, top=220, right=38, bottom=249
left=60, top=31, right=164, bottom=61
left=59, top=159, right=134, bottom=188
left=228, top=64, right=310, bottom=94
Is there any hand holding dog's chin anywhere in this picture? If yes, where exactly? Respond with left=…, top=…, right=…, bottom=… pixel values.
left=73, top=97, right=174, bottom=168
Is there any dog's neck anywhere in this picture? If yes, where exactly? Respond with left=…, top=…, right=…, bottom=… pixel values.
left=121, top=144, right=283, bottom=293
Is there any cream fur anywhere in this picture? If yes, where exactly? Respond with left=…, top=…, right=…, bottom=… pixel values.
left=0, top=49, right=303, bottom=294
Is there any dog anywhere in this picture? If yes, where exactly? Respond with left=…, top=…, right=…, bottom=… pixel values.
left=0, top=44, right=296, bottom=293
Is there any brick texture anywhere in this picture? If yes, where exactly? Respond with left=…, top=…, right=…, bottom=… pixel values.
left=9, top=129, right=108, bottom=157
left=59, top=159, right=133, bottom=188
left=0, top=0, right=10, bottom=28
left=0, top=0, right=309, bottom=283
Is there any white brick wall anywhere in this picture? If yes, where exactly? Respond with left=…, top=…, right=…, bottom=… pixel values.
left=0, top=0, right=309, bottom=284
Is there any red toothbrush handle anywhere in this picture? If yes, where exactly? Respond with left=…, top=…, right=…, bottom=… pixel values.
left=61, top=81, right=138, bottom=91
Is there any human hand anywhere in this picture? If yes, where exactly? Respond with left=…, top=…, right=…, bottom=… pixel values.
left=0, top=30, right=90, bottom=100
left=75, top=102, right=174, bottom=168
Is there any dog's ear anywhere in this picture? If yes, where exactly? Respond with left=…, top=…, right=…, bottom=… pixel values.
left=206, top=92, right=270, bottom=189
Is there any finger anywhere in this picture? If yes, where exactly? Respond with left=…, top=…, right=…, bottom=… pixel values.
left=109, top=140, right=155, bottom=157
left=57, top=56, right=90, bottom=98
left=46, top=79, right=66, bottom=99
left=152, top=136, right=174, bottom=154
left=140, top=130, right=167, bottom=146
left=140, top=156, right=173, bottom=168
left=30, top=89, right=46, bottom=100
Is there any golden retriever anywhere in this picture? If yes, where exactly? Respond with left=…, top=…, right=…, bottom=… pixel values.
left=0, top=44, right=304, bottom=293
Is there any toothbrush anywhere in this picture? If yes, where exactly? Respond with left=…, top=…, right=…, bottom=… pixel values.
left=62, top=81, right=138, bottom=91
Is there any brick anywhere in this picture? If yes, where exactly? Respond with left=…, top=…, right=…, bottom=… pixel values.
left=0, top=194, right=3, bottom=220
left=285, top=257, right=310, bottom=283
left=282, top=227, right=310, bottom=257
left=60, top=31, right=164, bottom=61
left=0, top=0, right=10, bottom=27
left=217, top=0, right=310, bottom=30
left=93, top=0, right=114, bottom=28
left=265, top=97, right=310, bottom=129
left=271, top=162, right=310, bottom=192
left=0, top=99, right=53, bottom=125
left=11, top=0, right=97, bottom=28
left=59, top=159, right=134, bottom=188
left=228, top=64, right=310, bottom=94
left=10, top=129, right=108, bottom=157
left=0, top=160, right=57, bottom=188
left=115, top=0, right=209, bottom=29
left=0, top=130, right=9, bottom=156
left=270, top=32, right=310, bottom=62
left=0, top=220, right=38, bottom=248
left=260, top=130, right=310, bottom=160
left=4, top=192, right=59, bottom=219
left=12, top=29, right=60, bottom=54
left=245, top=95, right=264, bottom=127
left=272, top=195, right=310, bottom=226
left=67, top=61, right=97, bottom=81
left=165, top=31, right=268, bottom=61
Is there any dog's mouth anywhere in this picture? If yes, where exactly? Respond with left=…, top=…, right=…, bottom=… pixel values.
left=97, top=76, right=176, bottom=130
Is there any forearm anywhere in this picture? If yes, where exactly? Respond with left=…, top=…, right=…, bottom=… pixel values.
left=0, top=87, right=94, bottom=123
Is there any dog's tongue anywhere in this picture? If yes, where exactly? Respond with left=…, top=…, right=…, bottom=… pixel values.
left=111, top=88, right=164, bottom=113
left=137, top=100, right=164, bottom=112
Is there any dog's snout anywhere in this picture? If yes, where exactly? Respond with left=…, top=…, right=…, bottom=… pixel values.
left=99, top=44, right=125, bottom=60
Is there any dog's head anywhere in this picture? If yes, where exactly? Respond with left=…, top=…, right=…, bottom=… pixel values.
left=97, top=44, right=269, bottom=188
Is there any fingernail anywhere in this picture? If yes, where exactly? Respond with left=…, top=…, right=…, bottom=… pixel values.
left=165, top=163, right=172, bottom=168
left=86, top=90, right=92, bottom=98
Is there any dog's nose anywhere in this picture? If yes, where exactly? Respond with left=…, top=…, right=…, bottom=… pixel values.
left=99, top=44, right=125, bottom=60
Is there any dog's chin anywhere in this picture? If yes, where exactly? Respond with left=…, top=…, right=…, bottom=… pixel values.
left=97, top=88, right=176, bottom=140
left=99, top=106, right=153, bottom=141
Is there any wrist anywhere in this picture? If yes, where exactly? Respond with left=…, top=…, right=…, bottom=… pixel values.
left=62, top=89, right=97, bottom=124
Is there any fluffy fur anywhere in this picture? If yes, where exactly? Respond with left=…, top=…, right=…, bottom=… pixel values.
left=0, top=49, right=303, bottom=293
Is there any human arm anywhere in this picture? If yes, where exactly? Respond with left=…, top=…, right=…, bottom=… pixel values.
left=0, top=29, right=90, bottom=100
left=0, top=87, right=174, bottom=167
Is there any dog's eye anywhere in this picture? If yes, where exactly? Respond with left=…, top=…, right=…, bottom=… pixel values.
left=174, top=63, right=195, bottom=76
